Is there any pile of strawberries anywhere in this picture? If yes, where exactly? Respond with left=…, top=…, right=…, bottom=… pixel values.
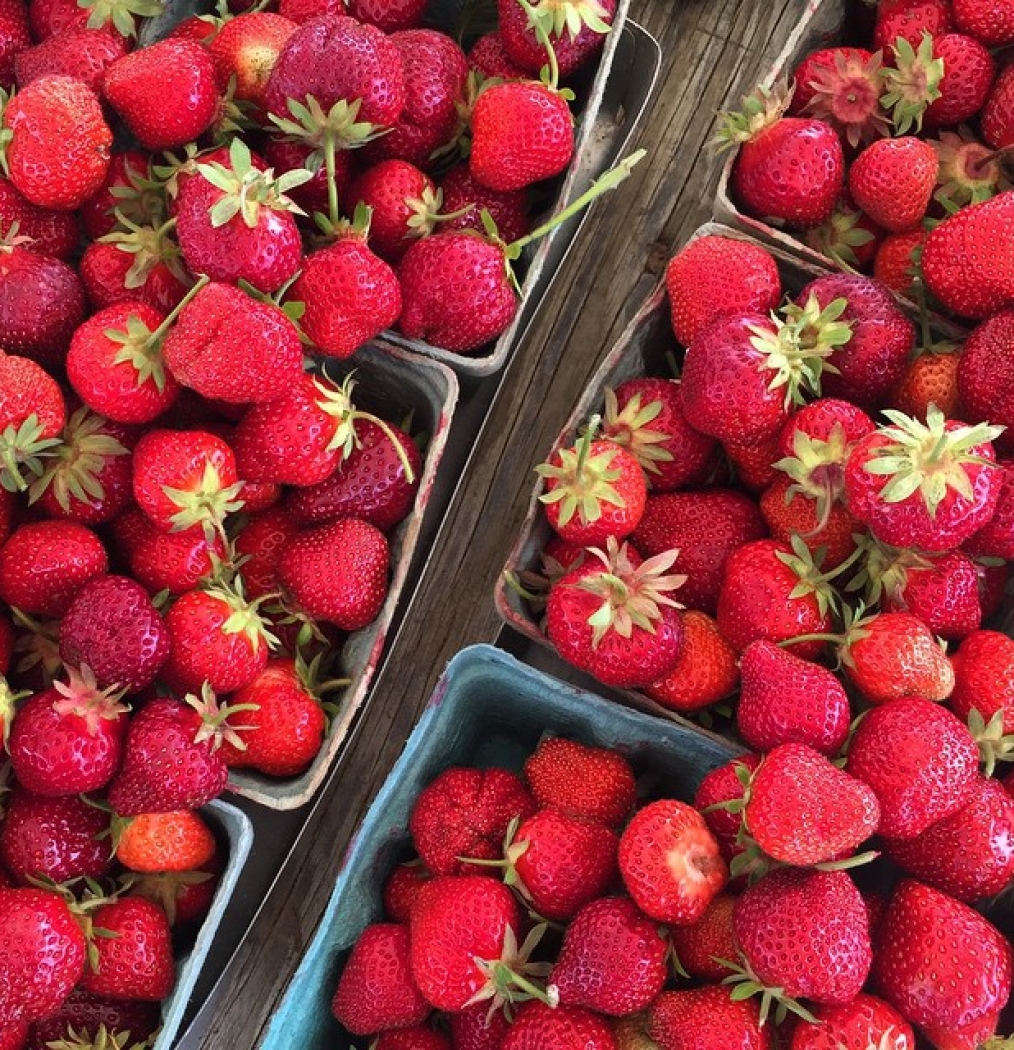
left=720, top=0, right=1014, bottom=324
left=329, top=730, right=1014, bottom=1049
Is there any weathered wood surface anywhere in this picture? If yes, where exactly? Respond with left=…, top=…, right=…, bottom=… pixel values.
left=193, top=1, right=808, bottom=1044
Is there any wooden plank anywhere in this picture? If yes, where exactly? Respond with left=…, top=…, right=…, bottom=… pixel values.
left=195, top=1, right=808, bottom=1044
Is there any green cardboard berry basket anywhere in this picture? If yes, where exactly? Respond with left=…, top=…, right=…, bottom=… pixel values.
left=258, top=643, right=738, bottom=1049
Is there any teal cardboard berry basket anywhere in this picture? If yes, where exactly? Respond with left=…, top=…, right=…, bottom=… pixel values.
left=258, top=643, right=737, bottom=1049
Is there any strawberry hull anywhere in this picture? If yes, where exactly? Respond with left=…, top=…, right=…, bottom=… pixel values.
left=258, top=643, right=738, bottom=1049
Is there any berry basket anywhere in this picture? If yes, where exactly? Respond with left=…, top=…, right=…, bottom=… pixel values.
left=155, top=798, right=254, bottom=1050
left=257, top=642, right=739, bottom=1049
left=224, top=342, right=459, bottom=810
left=140, top=0, right=660, bottom=379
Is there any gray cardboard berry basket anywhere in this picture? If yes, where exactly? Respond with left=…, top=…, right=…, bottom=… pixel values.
left=155, top=798, right=253, bottom=1049
left=140, top=0, right=660, bottom=380
left=258, top=644, right=739, bottom=1050
left=224, top=342, right=459, bottom=810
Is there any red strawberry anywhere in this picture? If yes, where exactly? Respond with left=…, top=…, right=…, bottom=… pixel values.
left=497, top=0, right=614, bottom=79
left=646, top=610, right=739, bottom=713
left=408, top=766, right=536, bottom=876
left=468, top=33, right=528, bottom=81
left=892, top=349, right=963, bottom=434
left=737, top=641, right=850, bottom=756
left=665, top=234, right=781, bottom=347
left=2, top=75, right=111, bottom=211
left=848, top=137, right=938, bottom=232
left=537, top=427, right=647, bottom=546
left=789, top=993, right=915, bottom=1050
left=79, top=150, right=163, bottom=242
left=0, top=520, right=107, bottom=618
left=0, top=352, right=66, bottom=492
left=0, top=888, right=85, bottom=1026
left=129, top=857, right=221, bottom=927
left=618, top=799, right=727, bottom=925
left=952, top=0, right=1014, bottom=45
left=932, top=128, right=1008, bottom=211
left=440, top=164, right=530, bottom=244
left=331, top=923, right=430, bottom=1036
left=262, top=135, right=344, bottom=217
left=502, top=1002, right=617, bottom=1050
left=80, top=895, right=174, bottom=1002
left=874, top=0, right=952, bottom=51
left=790, top=47, right=889, bottom=148
left=26, top=990, right=159, bottom=1049
left=107, top=692, right=235, bottom=814
left=374, top=1028, right=450, bottom=1050
left=287, top=209, right=402, bottom=359
left=883, top=776, right=1014, bottom=901
left=966, top=459, right=1014, bottom=558
left=348, top=0, right=425, bottom=32
left=7, top=668, right=128, bottom=796
left=232, top=506, right=299, bottom=599
left=277, top=518, right=389, bottom=630
left=383, top=863, right=431, bottom=925
left=805, top=195, right=884, bottom=271
left=0, top=14, right=29, bottom=90
left=845, top=696, right=978, bottom=838
left=926, top=33, right=995, bottom=127
left=522, top=737, right=635, bottom=829
left=550, top=897, right=668, bottom=1016
left=874, top=230, right=924, bottom=298
left=59, top=574, right=169, bottom=693
left=0, top=788, right=110, bottom=884
left=743, top=743, right=879, bottom=867
left=718, top=85, right=844, bottom=228
left=949, top=630, right=1014, bottom=733
left=983, top=62, right=1014, bottom=149
left=0, top=178, right=79, bottom=260
left=957, top=312, right=1014, bottom=446
left=546, top=540, right=685, bottom=689
left=649, top=986, right=771, bottom=1050
left=78, top=230, right=189, bottom=317
left=668, top=894, right=738, bottom=982
left=345, top=160, right=439, bottom=262
left=734, top=868, right=872, bottom=1008
left=873, top=880, right=1012, bottom=1038
left=116, top=810, right=216, bottom=874
left=631, top=489, right=767, bottom=614
left=208, top=12, right=296, bottom=118
left=759, top=475, right=860, bottom=571
left=14, top=27, right=127, bottom=96
left=449, top=1004, right=511, bottom=1050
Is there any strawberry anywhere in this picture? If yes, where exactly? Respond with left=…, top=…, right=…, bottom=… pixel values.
left=724, top=434, right=781, bottom=493
left=966, top=460, right=1014, bottom=558
left=162, top=281, right=305, bottom=404
left=345, top=159, right=440, bottom=262
left=0, top=13, right=29, bottom=90
left=7, top=668, right=128, bottom=796
left=791, top=47, right=889, bottom=148
left=175, top=138, right=307, bottom=295
left=631, top=489, right=767, bottom=614
left=2, top=75, right=111, bottom=211
left=66, top=301, right=183, bottom=426
left=287, top=208, right=402, bottom=359
left=716, top=537, right=837, bottom=658
left=645, top=610, right=739, bottom=713
left=921, top=191, right=1014, bottom=319
left=440, top=164, right=530, bottom=244
left=949, top=630, right=1014, bottom=733
left=111, top=506, right=225, bottom=595
left=805, top=196, right=884, bottom=271
left=0, top=520, right=107, bottom=617
left=348, top=0, right=425, bottom=32
left=522, top=737, right=635, bottom=829
left=103, top=39, right=219, bottom=151
left=0, top=178, right=79, bottom=259
left=277, top=518, right=389, bottom=630
left=0, top=352, right=66, bottom=492
left=79, top=225, right=189, bottom=317
left=883, top=776, right=1014, bottom=901
left=736, top=641, right=850, bottom=756
left=15, top=27, right=127, bottom=97
left=129, top=858, right=220, bottom=927
left=891, top=346, right=960, bottom=421
left=717, top=84, right=844, bottom=228
left=130, top=427, right=244, bottom=540
left=450, top=1004, right=511, bottom=1050
left=733, top=868, right=872, bottom=1009
left=0, top=788, right=111, bottom=884
left=618, top=799, right=727, bottom=925
left=874, top=0, right=953, bottom=51
left=879, top=33, right=945, bottom=134
left=844, top=407, right=1002, bottom=552
left=162, top=581, right=273, bottom=695
left=362, top=29, right=467, bottom=169
left=284, top=418, right=421, bottom=534
left=759, top=475, right=860, bottom=570
left=374, top=1029, right=450, bottom=1050
left=232, top=506, right=299, bottom=599
left=468, top=32, right=528, bottom=81
left=788, top=994, right=915, bottom=1050
left=408, top=766, right=536, bottom=876
left=497, top=0, right=614, bottom=79
left=601, top=379, right=716, bottom=492
left=926, top=33, right=995, bottom=127
left=873, top=880, right=1012, bottom=1038
left=79, top=150, right=163, bottom=242
left=845, top=696, right=978, bottom=838
left=649, top=986, right=771, bottom=1050
left=0, top=888, right=85, bottom=1026
left=743, top=743, right=880, bottom=867
left=932, top=129, right=1010, bottom=210
left=0, top=1024, right=26, bottom=1050
left=667, top=894, right=738, bottom=982
left=537, top=425, right=647, bottom=546
left=665, top=234, right=781, bottom=347
left=957, top=312, right=1014, bottom=445
left=383, top=863, right=431, bottom=924
left=545, top=540, right=685, bottom=689
left=331, top=923, right=430, bottom=1036
left=115, top=809, right=216, bottom=873
left=873, top=230, right=924, bottom=298
left=983, top=63, right=1014, bottom=149
left=504, top=807, right=618, bottom=921
left=848, top=137, right=938, bottom=232
left=25, top=990, right=159, bottom=1049
left=503, top=1002, right=617, bottom=1050
left=550, top=897, right=668, bottom=1016
left=952, top=0, right=1014, bottom=45
left=208, top=12, right=296, bottom=118
left=107, top=692, right=235, bottom=814
left=795, top=273, right=915, bottom=408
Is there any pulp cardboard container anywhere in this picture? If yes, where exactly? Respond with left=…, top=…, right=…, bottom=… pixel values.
left=259, top=643, right=740, bottom=1049
left=155, top=798, right=254, bottom=1049
left=226, top=342, right=459, bottom=810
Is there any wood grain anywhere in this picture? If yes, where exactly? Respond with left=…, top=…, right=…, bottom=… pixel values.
left=194, top=1, right=807, bottom=1044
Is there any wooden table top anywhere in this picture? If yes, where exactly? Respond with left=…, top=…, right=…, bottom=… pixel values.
left=193, top=0, right=809, bottom=1044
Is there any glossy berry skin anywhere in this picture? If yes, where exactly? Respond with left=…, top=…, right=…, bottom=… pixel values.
left=953, top=0, right=1014, bottom=46
left=646, top=610, right=740, bottom=713
left=949, top=630, right=1014, bottom=733
left=848, top=137, right=938, bottom=233
left=441, top=164, right=530, bottom=245
left=957, top=312, right=1014, bottom=443
left=349, top=0, right=426, bottom=31
left=345, top=160, right=436, bottom=262
left=880, top=549, right=981, bottom=641
left=232, top=507, right=299, bottom=600
left=497, top=0, right=615, bottom=79
left=103, top=39, right=219, bottom=150
left=113, top=507, right=225, bottom=596
left=14, top=26, right=128, bottom=96
left=0, top=178, right=80, bottom=260
left=649, top=986, right=771, bottom=1050
left=789, top=994, right=915, bottom=1050
left=983, top=63, right=1014, bottom=149
left=27, top=989, right=160, bottom=1048
left=116, top=810, right=216, bottom=874
left=967, top=460, right=1014, bottom=558
left=874, top=0, right=952, bottom=51
left=502, top=1001, right=617, bottom=1050
left=925, top=33, right=995, bottom=127
left=79, top=241, right=187, bottom=317
left=79, top=896, right=174, bottom=1001
left=450, top=1004, right=511, bottom=1050
left=668, top=895, right=738, bottom=982
left=208, top=12, right=298, bottom=117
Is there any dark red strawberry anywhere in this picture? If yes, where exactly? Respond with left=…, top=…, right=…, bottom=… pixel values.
left=0, top=178, right=79, bottom=260
left=874, top=0, right=952, bottom=51
left=345, top=159, right=439, bottom=262
left=78, top=150, right=163, bottom=242
left=14, top=27, right=127, bottom=96
left=383, top=863, right=431, bottom=924
left=79, top=895, right=174, bottom=1001
left=468, top=32, right=528, bottom=81
left=449, top=1004, right=511, bottom=1050
left=966, top=459, right=1014, bottom=559
left=232, top=506, right=299, bottom=599
left=78, top=226, right=189, bottom=317
left=503, top=1002, right=616, bottom=1050
left=497, top=0, right=615, bottom=80
left=789, top=994, right=915, bottom=1050
left=957, top=312, right=1014, bottom=449
left=440, top=164, right=530, bottom=244
left=949, top=630, right=1014, bottom=734
left=649, top=986, right=771, bottom=1050
left=668, top=894, right=738, bottom=982
left=23, top=989, right=159, bottom=1049
left=348, top=0, right=425, bottom=31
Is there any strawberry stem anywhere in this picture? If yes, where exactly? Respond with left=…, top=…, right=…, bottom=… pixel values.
left=145, top=273, right=211, bottom=346
left=323, top=131, right=341, bottom=230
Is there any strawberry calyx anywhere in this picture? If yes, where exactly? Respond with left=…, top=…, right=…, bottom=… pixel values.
left=713, top=81, right=794, bottom=150
left=184, top=681, right=258, bottom=753
left=27, top=406, right=130, bottom=514
left=11, top=608, right=62, bottom=684
left=0, top=414, right=63, bottom=493
left=862, top=405, right=1004, bottom=519
left=51, top=666, right=130, bottom=735
left=0, top=677, right=28, bottom=747
left=801, top=48, right=890, bottom=148
left=465, top=921, right=558, bottom=1015
left=46, top=1022, right=153, bottom=1050
left=211, top=76, right=260, bottom=145
left=152, top=143, right=203, bottom=203
left=106, top=158, right=168, bottom=233
left=293, top=647, right=351, bottom=724
left=120, top=868, right=214, bottom=927
left=880, top=32, right=943, bottom=135
left=536, top=415, right=625, bottom=528
left=845, top=536, right=930, bottom=607
left=804, top=203, right=876, bottom=270
left=204, top=575, right=279, bottom=655
left=968, top=708, right=1014, bottom=778
left=162, top=459, right=246, bottom=545
left=80, top=0, right=163, bottom=37
left=0, top=220, right=35, bottom=254
left=718, top=955, right=818, bottom=1027
left=518, top=0, right=612, bottom=42
left=577, top=538, right=685, bottom=646
left=932, top=129, right=1012, bottom=209
left=30, top=875, right=122, bottom=974
left=98, top=212, right=189, bottom=290
left=773, top=422, right=854, bottom=531
left=773, top=533, right=851, bottom=620
left=0, top=89, right=13, bottom=177
left=601, top=386, right=676, bottom=477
